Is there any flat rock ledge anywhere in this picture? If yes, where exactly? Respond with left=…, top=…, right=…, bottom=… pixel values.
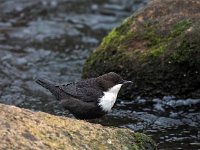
left=0, top=104, right=156, bottom=150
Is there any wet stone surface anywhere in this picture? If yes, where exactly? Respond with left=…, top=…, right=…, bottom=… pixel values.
left=91, top=97, right=200, bottom=150
left=0, top=0, right=199, bottom=150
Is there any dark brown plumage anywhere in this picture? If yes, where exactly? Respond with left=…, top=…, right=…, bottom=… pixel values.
left=36, top=72, right=132, bottom=119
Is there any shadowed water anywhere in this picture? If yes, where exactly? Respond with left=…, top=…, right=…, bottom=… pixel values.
left=0, top=0, right=199, bottom=149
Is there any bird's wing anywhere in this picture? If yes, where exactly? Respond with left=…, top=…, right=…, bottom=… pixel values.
left=56, top=82, right=78, bottom=97
left=56, top=82, right=103, bottom=102
left=77, top=87, right=103, bottom=102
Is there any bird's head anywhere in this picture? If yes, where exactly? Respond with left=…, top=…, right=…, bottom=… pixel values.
left=97, top=72, right=133, bottom=92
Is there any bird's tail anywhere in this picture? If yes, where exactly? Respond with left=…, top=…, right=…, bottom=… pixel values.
left=35, top=78, right=61, bottom=100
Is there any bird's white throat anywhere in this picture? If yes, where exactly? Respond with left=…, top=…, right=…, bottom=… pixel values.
left=98, top=84, right=122, bottom=112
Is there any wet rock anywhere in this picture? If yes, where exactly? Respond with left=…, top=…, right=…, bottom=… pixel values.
left=0, top=104, right=156, bottom=150
left=82, top=0, right=200, bottom=99
left=153, top=103, right=165, bottom=112
left=11, top=20, right=80, bottom=42
left=0, top=0, right=149, bottom=51
left=153, top=117, right=183, bottom=129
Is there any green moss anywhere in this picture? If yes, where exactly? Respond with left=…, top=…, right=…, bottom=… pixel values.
left=148, top=44, right=165, bottom=57
left=141, top=43, right=166, bottom=59
left=132, top=133, right=157, bottom=150
left=117, top=15, right=135, bottom=33
left=145, top=27, right=163, bottom=47
left=141, top=20, right=191, bottom=59
left=101, top=15, right=135, bottom=51
left=170, top=20, right=191, bottom=38
left=84, top=18, right=193, bottom=70
left=170, top=26, right=200, bottom=63
left=101, top=29, right=118, bottom=49
left=115, top=130, right=156, bottom=150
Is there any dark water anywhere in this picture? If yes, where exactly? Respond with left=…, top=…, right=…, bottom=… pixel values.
left=0, top=0, right=199, bottom=149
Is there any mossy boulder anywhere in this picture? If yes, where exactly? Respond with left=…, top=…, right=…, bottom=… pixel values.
left=82, top=0, right=200, bottom=99
left=0, top=104, right=156, bottom=150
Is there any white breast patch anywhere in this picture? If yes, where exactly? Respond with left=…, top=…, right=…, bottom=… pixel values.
left=98, top=84, right=122, bottom=112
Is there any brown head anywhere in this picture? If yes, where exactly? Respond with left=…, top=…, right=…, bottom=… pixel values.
left=96, top=72, right=132, bottom=91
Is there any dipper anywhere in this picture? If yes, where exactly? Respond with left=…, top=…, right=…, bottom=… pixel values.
left=36, top=72, right=132, bottom=119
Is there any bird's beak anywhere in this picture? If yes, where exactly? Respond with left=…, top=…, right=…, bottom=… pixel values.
left=123, top=80, right=133, bottom=84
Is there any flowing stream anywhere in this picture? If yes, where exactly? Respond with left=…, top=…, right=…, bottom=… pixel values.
left=0, top=0, right=199, bottom=149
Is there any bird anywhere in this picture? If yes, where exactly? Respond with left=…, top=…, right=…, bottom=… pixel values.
left=35, top=72, right=132, bottom=119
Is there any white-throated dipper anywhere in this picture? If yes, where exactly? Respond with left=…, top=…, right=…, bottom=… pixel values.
left=35, top=72, right=132, bottom=119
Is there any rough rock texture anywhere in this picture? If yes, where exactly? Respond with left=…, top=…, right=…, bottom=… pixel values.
left=0, top=104, right=156, bottom=150
left=82, top=0, right=200, bottom=99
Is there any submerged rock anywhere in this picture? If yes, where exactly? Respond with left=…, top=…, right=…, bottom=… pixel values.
left=0, top=104, right=156, bottom=150
left=82, top=0, right=200, bottom=99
